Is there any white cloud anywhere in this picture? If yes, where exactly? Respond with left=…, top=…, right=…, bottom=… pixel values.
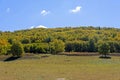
left=30, top=26, right=34, bottom=29
left=36, top=25, right=47, bottom=28
left=30, top=25, right=47, bottom=29
left=41, top=10, right=50, bottom=16
left=6, top=8, right=10, bottom=13
left=70, top=6, right=82, bottom=13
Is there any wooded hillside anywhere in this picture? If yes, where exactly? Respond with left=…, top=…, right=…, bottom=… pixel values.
left=0, top=26, right=120, bottom=55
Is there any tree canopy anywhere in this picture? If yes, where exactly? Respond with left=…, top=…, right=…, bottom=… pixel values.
left=98, top=42, right=110, bottom=57
left=0, top=26, right=120, bottom=54
left=11, top=42, right=24, bottom=57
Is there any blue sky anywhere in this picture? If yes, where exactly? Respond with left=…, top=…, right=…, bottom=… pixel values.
left=0, top=0, right=120, bottom=31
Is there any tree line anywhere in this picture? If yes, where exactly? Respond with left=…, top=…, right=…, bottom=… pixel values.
left=0, top=26, right=120, bottom=56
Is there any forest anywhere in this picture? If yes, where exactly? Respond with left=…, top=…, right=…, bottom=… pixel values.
left=0, top=26, right=120, bottom=56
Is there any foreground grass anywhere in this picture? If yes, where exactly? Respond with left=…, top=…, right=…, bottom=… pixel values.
left=0, top=54, right=120, bottom=80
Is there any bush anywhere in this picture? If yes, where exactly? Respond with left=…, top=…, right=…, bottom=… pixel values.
left=49, top=39, right=65, bottom=54
left=23, top=43, right=49, bottom=53
left=11, top=42, right=24, bottom=57
left=0, top=45, right=8, bottom=55
left=21, top=38, right=31, bottom=44
left=88, top=39, right=96, bottom=52
left=65, top=41, right=88, bottom=52
left=114, top=42, right=120, bottom=53
left=107, top=41, right=115, bottom=53
left=23, top=44, right=31, bottom=53
left=0, top=39, right=9, bottom=55
left=98, top=42, right=110, bottom=57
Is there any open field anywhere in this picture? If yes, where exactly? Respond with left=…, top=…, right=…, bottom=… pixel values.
left=0, top=54, right=120, bottom=80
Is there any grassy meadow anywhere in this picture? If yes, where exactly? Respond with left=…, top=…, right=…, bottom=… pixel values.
left=0, top=54, right=120, bottom=80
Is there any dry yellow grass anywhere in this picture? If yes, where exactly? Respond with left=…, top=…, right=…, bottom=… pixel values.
left=0, top=54, right=120, bottom=80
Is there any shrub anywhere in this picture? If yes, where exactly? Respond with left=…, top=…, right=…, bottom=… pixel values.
left=0, top=45, right=8, bottom=55
left=11, top=42, right=24, bottom=57
left=21, top=38, right=31, bottom=44
left=23, top=44, right=31, bottom=53
left=49, top=39, right=65, bottom=54
left=65, top=41, right=88, bottom=52
left=23, top=43, right=49, bottom=53
left=0, top=39, right=9, bottom=55
left=98, top=42, right=110, bottom=57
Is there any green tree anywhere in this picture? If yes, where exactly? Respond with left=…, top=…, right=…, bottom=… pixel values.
left=49, top=39, right=65, bottom=54
left=11, top=42, right=24, bottom=57
left=65, top=41, right=74, bottom=52
left=0, top=39, right=9, bottom=55
left=65, top=41, right=88, bottom=52
left=23, top=44, right=31, bottom=53
left=0, top=46, right=8, bottom=55
left=108, top=41, right=115, bottom=53
left=114, top=42, right=120, bottom=53
left=88, top=39, right=96, bottom=52
left=21, top=38, right=31, bottom=44
left=98, top=42, right=110, bottom=58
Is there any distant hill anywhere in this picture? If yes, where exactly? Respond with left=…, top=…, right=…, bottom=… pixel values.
left=1, top=26, right=120, bottom=42
left=0, top=26, right=120, bottom=54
